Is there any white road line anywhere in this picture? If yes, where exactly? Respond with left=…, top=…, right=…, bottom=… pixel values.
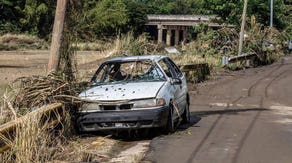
left=209, top=103, right=258, bottom=108
left=269, top=105, right=292, bottom=111
left=270, top=105, right=292, bottom=124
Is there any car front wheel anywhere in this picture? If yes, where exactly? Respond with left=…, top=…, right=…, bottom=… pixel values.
left=164, top=104, right=175, bottom=134
left=182, top=102, right=190, bottom=124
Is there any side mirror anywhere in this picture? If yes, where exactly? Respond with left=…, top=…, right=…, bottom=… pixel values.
left=171, top=78, right=182, bottom=85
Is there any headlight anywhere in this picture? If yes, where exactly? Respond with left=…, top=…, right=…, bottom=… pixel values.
left=79, top=103, right=101, bottom=112
left=133, top=98, right=166, bottom=108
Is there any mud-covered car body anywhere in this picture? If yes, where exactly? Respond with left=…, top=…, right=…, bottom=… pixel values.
left=77, top=55, right=189, bottom=132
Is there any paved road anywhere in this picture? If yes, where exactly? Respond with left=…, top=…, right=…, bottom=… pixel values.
left=144, top=55, right=292, bottom=163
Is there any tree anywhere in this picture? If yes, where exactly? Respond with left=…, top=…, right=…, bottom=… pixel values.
left=199, top=0, right=242, bottom=24
left=85, top=0, right=128, bottom=37
left=0, top=0, right=23, bottom=34
left=48, top=0, right=67, bottom=72
left=124, top=0, right=148, bottom=34
left=20, top=0, right=55, bottom=38
left=248, top=0, right=289, bottom=29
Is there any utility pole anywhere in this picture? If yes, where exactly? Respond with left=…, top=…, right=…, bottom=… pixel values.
left=238, top=0, right=248, bottom=56
left=48, top=0, right=68, bottom=72
left=270, top=0, right=273, bottom=27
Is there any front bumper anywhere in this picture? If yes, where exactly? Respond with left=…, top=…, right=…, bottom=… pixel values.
left=77, top=106, right=168, bottom=132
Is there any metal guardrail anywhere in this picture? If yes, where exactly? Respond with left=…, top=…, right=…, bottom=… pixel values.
left=228, top=52, right=257, bottom=63
left=0, top=103, right=63, bottom=153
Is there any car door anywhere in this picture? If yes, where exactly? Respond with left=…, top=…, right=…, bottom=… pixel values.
left=158, top=58, right=186, bottom=117
left=165, top=58, right=187, bottom=114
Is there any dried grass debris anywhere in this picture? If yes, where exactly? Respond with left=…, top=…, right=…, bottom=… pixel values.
left=13, top=73, right=88, bottom=110
left=0, top=73, right=89, bottom=124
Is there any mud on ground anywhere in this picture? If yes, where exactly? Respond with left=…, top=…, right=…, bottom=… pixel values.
left=0, top=50, right=106, bottom=95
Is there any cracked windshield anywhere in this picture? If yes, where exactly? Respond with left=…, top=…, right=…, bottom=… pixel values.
left=92, top=60, right=165, bottom=83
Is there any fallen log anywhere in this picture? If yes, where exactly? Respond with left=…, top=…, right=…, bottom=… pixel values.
left=0, top=103, right=63, bottom=153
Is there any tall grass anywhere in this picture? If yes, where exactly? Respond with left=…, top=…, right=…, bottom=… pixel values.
left=109, top=31, right=163, bottom=56
left=0, top=106, right=73, bottom=162
left=0, top=77, right=75, bottom=162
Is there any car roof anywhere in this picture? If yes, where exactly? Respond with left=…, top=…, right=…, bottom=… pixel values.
left=106, top=55, right=168, bottom=63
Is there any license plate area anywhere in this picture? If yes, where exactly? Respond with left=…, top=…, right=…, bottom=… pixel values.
left=115, top=123, right=124, bottom=127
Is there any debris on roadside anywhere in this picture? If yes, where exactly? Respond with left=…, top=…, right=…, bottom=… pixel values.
left=165, top=47, right=180, bottom=55
left=0, top=73, right=89, bottom=124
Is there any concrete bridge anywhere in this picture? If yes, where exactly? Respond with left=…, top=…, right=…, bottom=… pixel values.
left=146, top=15, right=233, bottom=46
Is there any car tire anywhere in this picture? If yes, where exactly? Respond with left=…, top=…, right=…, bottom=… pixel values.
left=182, top=102, right=190, bottom=124
left=165, top=104, right=175, bottom=134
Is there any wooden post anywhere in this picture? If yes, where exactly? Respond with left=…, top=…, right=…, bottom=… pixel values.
left=238, top=0, right=248, bottom=56
left=48, top=0, right=68, bottom=72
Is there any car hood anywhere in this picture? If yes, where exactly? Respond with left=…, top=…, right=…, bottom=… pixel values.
left=79, top=81, right=165, bottom=101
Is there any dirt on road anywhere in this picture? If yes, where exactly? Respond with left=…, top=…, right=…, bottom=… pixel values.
left=0, top=50, right=105, bottom=95
left=144, top=55, right=292, bottom=163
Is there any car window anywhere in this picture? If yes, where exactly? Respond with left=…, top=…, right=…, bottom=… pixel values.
left=92, top=64, right=107, bottom=83
left=158, top=59, right=173, bottom=77
left=166, top=58, right=183, bottom=77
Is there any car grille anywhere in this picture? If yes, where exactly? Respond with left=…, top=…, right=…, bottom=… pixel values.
left=82, top=120, right=153, bottom=129
left=102, top=105, right=116, bottom=110
left=101, top=104, right=133, bottom=110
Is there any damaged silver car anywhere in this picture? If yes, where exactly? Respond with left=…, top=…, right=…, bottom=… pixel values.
left=77, top=55, right=190, bottom=133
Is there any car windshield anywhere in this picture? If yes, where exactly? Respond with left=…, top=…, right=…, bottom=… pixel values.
left=91, top=60, right=166, bottom=84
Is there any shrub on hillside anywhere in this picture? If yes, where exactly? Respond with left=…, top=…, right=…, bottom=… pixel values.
left=0, top=34, right=48, bottom=50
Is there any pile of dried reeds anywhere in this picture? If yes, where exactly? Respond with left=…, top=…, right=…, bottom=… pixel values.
left=0, top=103, right=73, bottom=162
left=0, top=71, right=89, bottom=162
left=0, top=73, right=89, bottom=124
left=15, top=73, right=76, bottom=108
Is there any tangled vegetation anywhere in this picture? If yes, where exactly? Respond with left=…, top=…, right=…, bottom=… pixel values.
left=0, top=107, right=73, bottom=162
left=0, top=73, right=91, bottom=162
left=0, top=33, right=48, bottom=50
left=181, top=19, right=289, bottom=69
left=0, top=73, right=88, bottom=125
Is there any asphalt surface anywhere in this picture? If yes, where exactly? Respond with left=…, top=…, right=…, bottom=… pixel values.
left=144, top=55, right=292, bottom=163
